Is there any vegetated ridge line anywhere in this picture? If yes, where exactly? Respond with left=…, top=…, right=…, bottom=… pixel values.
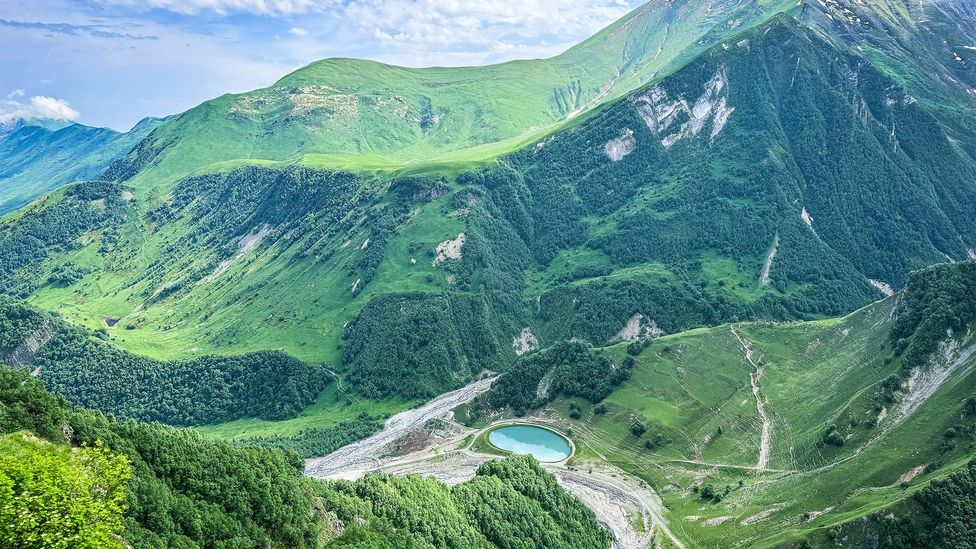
left=731, top=326, right=772, bottom=471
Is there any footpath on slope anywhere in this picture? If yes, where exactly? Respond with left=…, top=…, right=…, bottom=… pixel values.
left=731, top=326, right=773, bottom=471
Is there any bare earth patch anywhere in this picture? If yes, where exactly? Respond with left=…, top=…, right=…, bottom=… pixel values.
left=604, top=128, right=636, bottom=161
left=867, top=279, right=894, bottom=297
left=759, top=234, right=779, bottom=287
left=801, top=207, right=818, bottom=236
left=513, top=327, right=540, bottom=356
left=615, top=314, right=664, bottom=343
left=199, top=225, right=272, bottom=285
left=894, top=465, right=926, bottom=486
left=7, top=320, right=53, bottom=369
left=433, top=233, right=465, bottom=265
left=732, top=327, right=773, bottom=471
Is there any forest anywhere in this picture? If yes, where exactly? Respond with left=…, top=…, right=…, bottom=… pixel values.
left=0, top=297, right=329, bottom=426
left=829, top=459, right=976, bottom=548
left=318, top=455, right=611, bottom=548
left=0, top=368, right=320, bottom=548
left=890, top=262, right=976, bottom=370
left=474, top=341, right=630, bottom=417
left=0, top=368, right=611, bottom=548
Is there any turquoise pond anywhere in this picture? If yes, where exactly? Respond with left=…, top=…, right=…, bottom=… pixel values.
left=487, top=425, right=572, bottom=462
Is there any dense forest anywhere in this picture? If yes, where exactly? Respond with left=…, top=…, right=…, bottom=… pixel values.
left=890, top=262, right=976, bottom=370
left=245, top=415, right=382, bottom=459
left=0, top=297, right=328, bottom=426
left=480, top=341, right=630, bottom=416
left=0, top=368, right=320, bottom=548
left=0, top=369, right=611, bottom=548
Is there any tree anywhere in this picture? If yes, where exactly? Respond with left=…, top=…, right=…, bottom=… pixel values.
left=630, top=419, right=647, bottom=437
left=0, top=432, right=131, bottom=549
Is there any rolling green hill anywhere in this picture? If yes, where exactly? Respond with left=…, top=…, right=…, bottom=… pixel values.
left=472, top=261, right=976, bottom=547
left=103, top=0, right=800, bottom=187
left=5, top=13, right=973, bottom=400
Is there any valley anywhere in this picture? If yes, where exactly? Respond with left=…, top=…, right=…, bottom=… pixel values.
left=289, top=273, right=976, bottom=547
left=2, top=0, right=976, bottom=547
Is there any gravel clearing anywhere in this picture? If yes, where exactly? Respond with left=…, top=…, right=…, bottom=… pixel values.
left=305, top=376, right=496, bottom=479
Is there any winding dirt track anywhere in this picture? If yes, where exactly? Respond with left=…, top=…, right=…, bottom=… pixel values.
left=304, top=377, right=684, bottom=548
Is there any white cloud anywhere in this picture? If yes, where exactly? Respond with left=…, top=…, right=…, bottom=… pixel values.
left=289, top=26, right=307, bottom=36
left=98, top=0, right=337, bottom=15
left=271, top=0, right=635, bottom=68
left=0, top=94, right=81, bottom=123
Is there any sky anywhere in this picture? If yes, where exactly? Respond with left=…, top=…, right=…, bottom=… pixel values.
left=0, top=0, right=643, bottom=131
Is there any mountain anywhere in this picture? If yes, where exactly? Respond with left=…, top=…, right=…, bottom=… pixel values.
left=6, top=10, right=973, bottom=392
left=468, top=260, right=976, bottom=546
left=103, top=0, right=800, bottom=184
left=2, top=0, right=976, bottom=547
left=0, top=116, right=169, bottom=215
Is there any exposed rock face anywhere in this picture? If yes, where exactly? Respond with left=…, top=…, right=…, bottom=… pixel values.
left=801, top=208, right=818, bottom=236
left=868, top=279, right=894, bottom=297
left=512, top=328, right=540, bottom=356
left=6, top=320, right=53, bottom=369
left=433, top=233, right=465, bottom=266
left=616, top=314, right=665, bottom=343
left=633, top=66, right=734, bottom=149
left=759, top=234, right=780, bottom=288
left=604, top=128, right=636, bottom=161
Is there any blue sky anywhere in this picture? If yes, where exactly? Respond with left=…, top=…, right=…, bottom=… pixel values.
left=0, top=0, right=642, bottom=130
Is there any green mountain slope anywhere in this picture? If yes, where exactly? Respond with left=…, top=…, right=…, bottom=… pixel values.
left=473, top=261, right=976, bottom=547
left=103, top=0, right=799, bottom=186
left=0, top=297, right=330, bottom=427
left=0, top=116, right=168, bottom=215
left=1, top=2, right=976, bottom=547
left=2, top=14, right=975, bottom=408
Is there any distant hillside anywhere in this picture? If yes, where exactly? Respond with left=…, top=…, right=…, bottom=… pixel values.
left=0, top=116, right=168, bottom=214
left=1, top=15, right=974, bottom=407
left=102, top=0, right=799, bottom=186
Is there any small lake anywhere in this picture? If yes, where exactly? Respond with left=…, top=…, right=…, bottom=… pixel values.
left=487, top=425, right=572, bottom=462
